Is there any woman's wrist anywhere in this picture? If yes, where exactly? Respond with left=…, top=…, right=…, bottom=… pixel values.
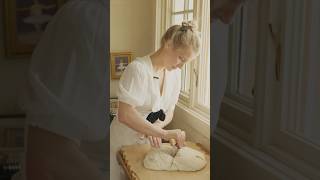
left=160, top=129, right=168, bottom=139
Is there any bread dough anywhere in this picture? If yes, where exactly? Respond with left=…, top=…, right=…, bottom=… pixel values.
left=143, top=143, right=206, bottom=171
left=143, top=145, right=178, bottom=171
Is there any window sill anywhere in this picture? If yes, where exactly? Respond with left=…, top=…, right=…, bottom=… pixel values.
left=168, top=101, right=210, bottom=150
left=176, top=101, right=210, bottom=130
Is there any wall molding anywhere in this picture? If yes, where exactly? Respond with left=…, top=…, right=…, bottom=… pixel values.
left=215, top=126, right=310, bottom=180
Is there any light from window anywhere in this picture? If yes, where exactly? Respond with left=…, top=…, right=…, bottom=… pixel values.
left=195, top=0, right=210, bottom=111
left=187, top=13, right=193, bottom=20
left=173, top=14, right=184, bottom=25
left=188, top=0, right=193, bottom=10
left=171, top=0, right=196, bottom=98
left=181, top=63, right=191, bottom=96
left=174, top=0, right=185, bottom=12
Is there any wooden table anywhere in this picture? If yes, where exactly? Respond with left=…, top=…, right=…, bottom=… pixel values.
left=117, top=142, right=210, bottom=180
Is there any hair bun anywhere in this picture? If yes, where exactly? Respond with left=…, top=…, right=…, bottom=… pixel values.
left=180, top=21, right=198, bottom=32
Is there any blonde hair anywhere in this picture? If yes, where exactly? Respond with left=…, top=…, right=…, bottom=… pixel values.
left=161, top=21, right=201, bottom=54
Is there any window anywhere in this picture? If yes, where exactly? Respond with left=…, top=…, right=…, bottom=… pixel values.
left=219, top=0, right=258, bottom=143
left=155, top=0, right=210, bottom=120
left=260, top=1, right=320, bottom=178
left=194, top=0, right=210, bottom=113
left=171, top=0, right=196, bottom=103
left=217, top=0, right=320, bottom=179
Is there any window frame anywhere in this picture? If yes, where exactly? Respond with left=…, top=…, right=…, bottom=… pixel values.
left=219, top=1, right=258, bottom=144
left=155, top=0, right=211, bottom=121
left=216, top=0, right=320, bottom=179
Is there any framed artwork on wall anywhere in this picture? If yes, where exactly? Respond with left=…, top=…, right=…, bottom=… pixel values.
left=4, top=0, right=67, bottom=58
left=110, top=52, right=132, bottom=79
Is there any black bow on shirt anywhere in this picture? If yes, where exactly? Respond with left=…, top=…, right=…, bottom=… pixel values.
left=146, top=109, right=166, bottom=124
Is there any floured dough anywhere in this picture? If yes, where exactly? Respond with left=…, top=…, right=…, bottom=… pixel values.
left=143, top=143, right=206, bottom=171
left=143, top=145, right=178, bottom=171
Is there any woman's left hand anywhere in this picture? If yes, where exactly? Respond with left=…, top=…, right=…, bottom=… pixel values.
left=148, top=122, right=163, bottom=148
left=148, top=135, right=162, bottom=148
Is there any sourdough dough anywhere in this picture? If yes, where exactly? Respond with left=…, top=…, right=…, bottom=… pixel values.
left=143, top=143, right=206, bottom=171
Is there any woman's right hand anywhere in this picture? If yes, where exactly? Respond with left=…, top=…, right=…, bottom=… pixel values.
left=163, top=129, right=186, bottom=148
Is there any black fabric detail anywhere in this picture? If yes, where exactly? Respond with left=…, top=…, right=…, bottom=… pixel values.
left=146, top=109, right=166, bottom=123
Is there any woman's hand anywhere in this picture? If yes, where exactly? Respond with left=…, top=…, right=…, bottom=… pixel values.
left=163, top=129, right=186, bottom=148
left=147, top=122, right=163, bottom=148
left=148, top=135, right=162, bottom=148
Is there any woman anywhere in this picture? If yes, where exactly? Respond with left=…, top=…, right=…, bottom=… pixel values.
left=110, top=21, right=201, bottom=179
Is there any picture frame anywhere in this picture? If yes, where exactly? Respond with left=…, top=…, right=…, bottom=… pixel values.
left=110, top=52, right=133, bottom=79
left=4, top=0, right=67, bottom=58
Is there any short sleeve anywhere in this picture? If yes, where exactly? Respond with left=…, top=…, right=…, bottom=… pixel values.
left=117, top=62, right=147, bottom=107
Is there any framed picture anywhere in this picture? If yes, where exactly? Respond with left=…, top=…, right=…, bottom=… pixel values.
left=110, top=52, right=132, bottom=79
left=4, top=0, right=67, bottom=58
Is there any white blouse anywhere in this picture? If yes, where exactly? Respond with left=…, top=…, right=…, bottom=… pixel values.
left=24, top=0, right=108, bottom=142
left=117, top=55, right=181, bottom=119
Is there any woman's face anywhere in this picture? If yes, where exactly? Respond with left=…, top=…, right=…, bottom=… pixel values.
left=164, top=44, right=196, bottom=71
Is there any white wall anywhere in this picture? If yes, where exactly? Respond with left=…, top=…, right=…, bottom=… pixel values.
left=0, top=2, right=30, bottom=116
left=110, top=0, right=156, bottom=97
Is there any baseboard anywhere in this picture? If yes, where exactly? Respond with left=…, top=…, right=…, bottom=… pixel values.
left=213, top=128, right=311, bottom=180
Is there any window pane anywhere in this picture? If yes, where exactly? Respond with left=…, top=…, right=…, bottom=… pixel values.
left=171, top=0, right=196, bottom=101
left=205, top=51, right=210, bottom=106
left=188, top=0, right=194, bottom=10
left=181, top=66, right=186, bottom=91
left=173, top=0, right=185, bottom=12
left=187, top=13, right=193, bottom=21
left=197, top=55, right=210, bottom=108
left=172, top=14, right=184, bottom=25
left=181, top=63, right=191, bottom=94
left=196, top=1, right=210, bottom=109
